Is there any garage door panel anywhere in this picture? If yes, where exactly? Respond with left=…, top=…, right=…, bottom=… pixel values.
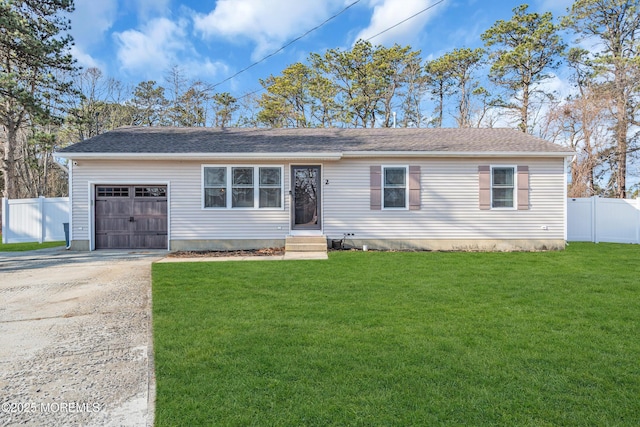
left=133, top=218, right=167, bottom=232
left=133, top=199, right=167, bottom=215
left=96, top=218, right=130, bottom=233
left=96, top=199, right=131, bottom=215
left=96, top=233, right=131, bottom=249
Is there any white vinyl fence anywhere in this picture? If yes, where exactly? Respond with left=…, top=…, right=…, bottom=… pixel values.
left=567, top=197, right=640, bottom=244
left=1, top=197, right=70, bottom=244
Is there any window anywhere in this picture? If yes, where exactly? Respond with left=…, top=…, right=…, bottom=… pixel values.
left=232, top=167, right=254, bottom=208
left=383, top=166, right=407, bottom=209
left=97, top=187, right=129, bottom=197
left=135, top=186, right=166, bottom=197
left=204, top=167, right=227, bottom=208
left=203, top=166, right=283, bottom=209
left=259, top=167, right=282, bottom=208
left=491, top=166, right=515, bottom=208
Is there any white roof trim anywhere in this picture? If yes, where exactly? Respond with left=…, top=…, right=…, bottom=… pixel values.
left=53, top=152, right=343, bottom=161
left=341, top=150, right=575, bottom=158
left=54, top=149, right=574, bottom=160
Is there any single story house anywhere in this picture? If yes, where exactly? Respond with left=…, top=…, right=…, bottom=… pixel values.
left=55, top=126, right=574, bottom=251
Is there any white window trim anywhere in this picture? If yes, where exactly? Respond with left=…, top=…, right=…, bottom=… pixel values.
left=231, top=166, right=255, bottom=209
left=201, top=165, right=285, bottom=210
left=490, top=165, right=517, bottom=210
left=381, top=165, right=409, bottom=210
left=202, top=166, right=228, bottom=209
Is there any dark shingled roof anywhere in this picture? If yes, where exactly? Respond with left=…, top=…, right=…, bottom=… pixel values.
left=57, top=126, right=572, bottom=155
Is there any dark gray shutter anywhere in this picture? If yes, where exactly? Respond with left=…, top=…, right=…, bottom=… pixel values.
left=517, top=165, right=529, bottom=210
left=409, top=165, right=421, bottom=210
left=478, top=165, right=491, bottom=210
left=370, top=166, right=381, bottom=210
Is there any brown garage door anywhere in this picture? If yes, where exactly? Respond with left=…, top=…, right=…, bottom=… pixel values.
left=95, top=185, right=168, bottom=249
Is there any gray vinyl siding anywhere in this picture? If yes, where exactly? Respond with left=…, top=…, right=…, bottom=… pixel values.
left=323, top=157, right=565, bottom=241
left=70, top=160, right=291, bottom=243
left=71, top=156, right=565, bottom=245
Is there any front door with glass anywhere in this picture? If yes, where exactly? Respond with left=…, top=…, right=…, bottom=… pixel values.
left=291, top=165, right=321, bottom=230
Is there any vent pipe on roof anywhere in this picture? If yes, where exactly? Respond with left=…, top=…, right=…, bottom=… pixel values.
left=393, top=112, right=396, bottom=128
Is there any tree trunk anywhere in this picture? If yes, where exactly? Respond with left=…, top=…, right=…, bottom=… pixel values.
left=520, top=81, right=529, bottom=133
left=1, top=121, right=18, bottom=199
left=437, top=83, right=444, bottom=127
left=615, top=115, right=627, bottom=198
left=614, top=61, right=628, bottom=198
left=583, top=124, right=595, bottom=196
left=458, top=79, right=469, bottom=128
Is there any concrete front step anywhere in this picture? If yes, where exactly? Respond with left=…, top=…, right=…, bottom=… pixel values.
left=285, top=236, right=328, bottom=252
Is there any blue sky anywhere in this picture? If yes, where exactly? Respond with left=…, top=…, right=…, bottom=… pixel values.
left=68, top=0, right=576, bottom=98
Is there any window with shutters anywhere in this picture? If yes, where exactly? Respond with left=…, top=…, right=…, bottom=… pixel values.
left=371, top=165, right=420, bottom=210
left=383, top=166, right=408, bottom=209
left=491, top=166, right=516, bottom=208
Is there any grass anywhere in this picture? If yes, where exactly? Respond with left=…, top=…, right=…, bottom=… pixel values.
left=0, top=239, right=65, bottom=252
left=152, top=243, right=640, bottom=426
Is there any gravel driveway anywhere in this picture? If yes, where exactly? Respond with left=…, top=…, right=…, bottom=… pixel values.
left=0, top=248, right=163, bottom=426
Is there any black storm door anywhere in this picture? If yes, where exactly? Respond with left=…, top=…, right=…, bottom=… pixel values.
left=291, top=166, right=321, bottom=230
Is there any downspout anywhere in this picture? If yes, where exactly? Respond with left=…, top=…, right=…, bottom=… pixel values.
left=1, top=197, right=7, bottom=244
left=52, top=159, right=69, bottom=174
left=563, top=156, right=568, bottom=244
left=67, top=160, right=73, bottom=249
left=636, top=197, right=640, bottom=245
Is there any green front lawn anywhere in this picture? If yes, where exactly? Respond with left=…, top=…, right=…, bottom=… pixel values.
left=0, top=239, right=65, bottom=252
left=152, top=243, right=640, bottom=426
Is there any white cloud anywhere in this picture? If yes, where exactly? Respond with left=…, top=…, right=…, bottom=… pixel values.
left=114, top=17, right=189, bottom=77
left=183, top=58, right=230, bottom=81
left=67, top=0, right=118, bottom=73
left=354, top=0, right=442, bottom=45
left=113, top=17, right=228, bottom=82
left=192, top=0, right=345, bottom=61
left=133, top=0, right=171, bottom=20
left=70, top=0, right=118, bottom=48
left=70, top=45, right=104, bottom=70
left=537, top=72, right=574, bottom=99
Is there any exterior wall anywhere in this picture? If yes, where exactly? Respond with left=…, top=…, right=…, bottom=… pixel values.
left=69, top=160, right=291, bottom=250
left=323, top=157, right=566, bottom=244
left=69, top=156, right=566, bottom=251
left=339, top=239, right=565, bottom=252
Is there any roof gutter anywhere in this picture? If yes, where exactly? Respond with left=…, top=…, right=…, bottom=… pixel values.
left=54, top=150, right=575, bottom=160
left=53, top=152, right=344, bottom=161
left=341, top=150, right=576, bottom=158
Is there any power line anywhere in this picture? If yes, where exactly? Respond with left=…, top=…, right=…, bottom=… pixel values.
left=211, top=0, right=362, bottom=89
left=365, top=0, right=447, bottom=42
left=234, top=0, right=448, bottom=102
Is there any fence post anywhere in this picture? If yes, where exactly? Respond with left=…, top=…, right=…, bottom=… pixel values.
left=591, top=196, right=598, bottom=243
left=1, top=197, right=7, bottom=244
left=38, top=196, right=45, bottom=243
left=637, top=198, right=640, bottom=244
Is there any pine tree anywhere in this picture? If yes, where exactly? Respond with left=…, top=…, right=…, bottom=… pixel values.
left=0, top=0, right=77, bottom=198
left=482, top=4, right=565, bottom=133
left=563, top=0, right=640, bottom=198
